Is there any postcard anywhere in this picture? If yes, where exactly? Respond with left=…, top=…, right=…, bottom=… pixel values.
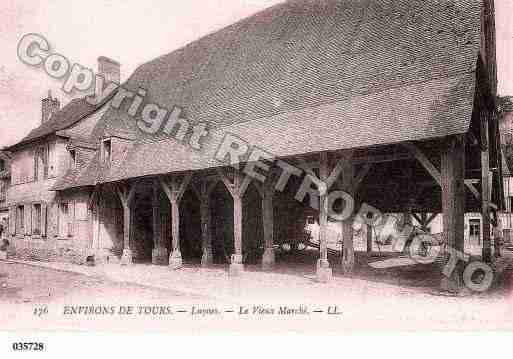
left=0, top=0, right=512, bottom=356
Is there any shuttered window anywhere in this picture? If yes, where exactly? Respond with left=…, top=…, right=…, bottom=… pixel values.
left=9, top=206, right=15, bottom=235
left=59, top=202, right=74, bottom=238
left=32, top=203, right=42, bottom=235
left=16, top=205, right=24, bottom=234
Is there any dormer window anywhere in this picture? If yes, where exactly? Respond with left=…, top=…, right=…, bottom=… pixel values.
left=0, top=159, right=5, bottom=172
left=102, top=139, right=112, bottom=164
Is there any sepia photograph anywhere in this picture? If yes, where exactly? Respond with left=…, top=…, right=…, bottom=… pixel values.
left=0, top=0, right=512, bottom=355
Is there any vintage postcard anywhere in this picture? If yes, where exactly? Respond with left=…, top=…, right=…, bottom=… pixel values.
left=0, top=0, right=512, bottom=354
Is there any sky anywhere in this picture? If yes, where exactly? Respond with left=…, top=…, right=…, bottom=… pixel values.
left=0, top=0, right=512, bottom=148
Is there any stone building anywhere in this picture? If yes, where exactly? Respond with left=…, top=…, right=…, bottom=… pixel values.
left=0, top=151, right=12, bottom=236
left=1, top=0, right=505, bottom=289
left=2, top=57, right=118, bottom=262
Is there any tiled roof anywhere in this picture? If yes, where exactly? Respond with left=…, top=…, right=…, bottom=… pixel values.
left=7, top=91, right=116, bottom=150
left=53, top=0, right=483, bottom=189
left=9, top=98, right=96, bottom=149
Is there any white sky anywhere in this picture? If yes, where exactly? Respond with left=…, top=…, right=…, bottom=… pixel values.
left=0, top=0, right=512, bottom=147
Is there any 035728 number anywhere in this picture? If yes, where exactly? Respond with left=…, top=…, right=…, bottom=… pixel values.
left=12, top=342, right=45, bottom=351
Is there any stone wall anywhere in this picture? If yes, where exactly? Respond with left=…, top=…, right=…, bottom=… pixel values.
left=5, top=135, right=95, bottom=263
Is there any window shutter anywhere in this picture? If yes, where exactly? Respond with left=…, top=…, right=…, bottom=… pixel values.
left=33, top=149, right=38, bottom=182
left=51, top=202, right=59, bottom=237
left=24, top=205, right=31, bottom=235
left=41, top=202, right=47, bottom=237
left=47, top=142, right=54, bottom=177
left=9, top=206, right=16, bottom=235
left=43, top=145, right=49, bottom=179
left=69, top=201, right=75, bottom=237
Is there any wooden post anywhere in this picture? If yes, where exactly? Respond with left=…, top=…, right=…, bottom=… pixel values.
left=339, top=154, right=355, bottom=274
left=115, top=182, right=138, bottom=265
left=441, top=136, right=466, bottom=292
left=160, top=173, right=192, bottom=269
left=316, top=152, right=333, bottom=282
left=366, top=224, right=373, bottom=254
left=261, top=182, right=275, bottom=270
left=151, top=181, right=167, bottom=265
left=481, top=112, right=492, bottom=263
left=217, top=168, right=252, bottom=275
left=252, top=174, right=276, bottom=270
left=170, top=200, right=180, bottom=266
left=199, top=194, right=213, bottom=266
left=192, top=180, right=215, bottom=267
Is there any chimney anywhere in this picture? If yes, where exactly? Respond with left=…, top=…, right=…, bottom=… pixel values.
left=41, top=90, right=60, bottom=124
left=96, top=56, right=121, bottom=95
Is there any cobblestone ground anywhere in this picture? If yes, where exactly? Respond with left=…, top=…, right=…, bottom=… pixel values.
left=1, top=257, right=512, bottom=332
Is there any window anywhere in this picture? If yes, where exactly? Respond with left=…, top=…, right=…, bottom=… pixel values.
left=509, top=196, right=513, bottom=214
left=48, top=141, right=56, bottom=178
left=69, top=149, right=76, bottom=169
left=0, top=159, right=4, bottom=172
left=469, top=219, right=481, bottom=237
left=0, top=180, right=6, bottom=202
left=103, top=139, right=111, bottom=164
left=16, top=205, right=24, bottom=234
left=32, top=203, right=42, bottom=235
left=59, top=202, right=73, bottom=238
left=33, top=146, right=48, bottom=181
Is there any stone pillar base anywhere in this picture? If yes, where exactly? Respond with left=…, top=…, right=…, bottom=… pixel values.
left=316, top=259, right=332, bottom=283
left=201, top=248, right=213, bottom=267
left=261, top=247, right=275, bottom=270
left=152, top=246, right=169, bottom=265
left=169, top=250, right=183, bottom=269
left=0, top=251, right=7, bottom=260
left=229, top=254, right=244, bottom=276
left=120, top=249, right=133, bottom=266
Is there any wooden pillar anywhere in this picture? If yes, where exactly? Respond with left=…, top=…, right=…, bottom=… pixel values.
left=199, top=195, right=213, bottom=266
left=366, top=224, right=373, bottom=254
left=481, top=113, right=492, bottom=263
left=341, top=156, right=355, bottom=274
left=217, top=168, right=252, bottom=276
left=160, top=173, right=192, bottom=269
left=316, top=152, right=333, bottom=282
left=152, top=181, right=167, bottom=265
left=233, top=193, right=243, bottom=268
left=121, top=203, right=131, bottom=264
left=195, top=181, right=214, bottom=267
left=115, top=182, right=137, bottom=265
left=441, top=136, right=466, bottom=292
left=170, top=200, right=180, bottom=265
left=261, top=182, right=275, bottom=270
left=419, top=213, right=428, bottom=231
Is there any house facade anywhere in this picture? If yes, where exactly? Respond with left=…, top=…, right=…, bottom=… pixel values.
left=0, top=151, right=12, bottom=237
left=1, top=57, right=119, bottom=262
left=0, top=0, right=505, bottom=289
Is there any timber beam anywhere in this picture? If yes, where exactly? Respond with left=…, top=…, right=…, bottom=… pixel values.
left=159, top=173, right=192, bottom=269
left=216, top=167, right=252, bottom=275
left=253, top=171, right=278, bottom=270
left=297, top=151, right=371, bottom=278
left=151, top=180, right=167, bottom=265
left=440, top=135, right=466, bottom=293
left=402, top=142, right=483, bottom=202
left=190, top=180, right=217, bottom=267
left=480, top=112, right=492, bottom=263
left=114, top=181, right=139, bottom=265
